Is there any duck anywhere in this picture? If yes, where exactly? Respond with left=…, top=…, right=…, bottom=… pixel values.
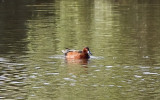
left=62, top=47, right=92, bottom=59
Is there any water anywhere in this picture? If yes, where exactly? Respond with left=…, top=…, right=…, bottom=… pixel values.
left=0, top=0, right=160, bottom=99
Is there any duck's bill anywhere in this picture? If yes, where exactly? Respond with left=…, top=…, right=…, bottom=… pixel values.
left=88, top=51, right=92, bottom=55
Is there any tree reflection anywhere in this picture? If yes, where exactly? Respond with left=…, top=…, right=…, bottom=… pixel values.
left=0, top=0, right=33, bottom=54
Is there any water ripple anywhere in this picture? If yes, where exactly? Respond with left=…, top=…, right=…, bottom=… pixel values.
left=63, top=78, right=76, bottom=82
left=143, top=72, right=158, bottom=75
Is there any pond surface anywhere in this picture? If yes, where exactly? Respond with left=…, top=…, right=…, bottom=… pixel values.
left=0, top=0, right=160, bottom=100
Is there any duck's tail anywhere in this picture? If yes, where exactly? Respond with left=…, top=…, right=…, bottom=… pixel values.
left=62, top=48, right=70, bottom=55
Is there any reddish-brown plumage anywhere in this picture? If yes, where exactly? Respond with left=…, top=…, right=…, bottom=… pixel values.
left=62, top=47, right=92, bottom=59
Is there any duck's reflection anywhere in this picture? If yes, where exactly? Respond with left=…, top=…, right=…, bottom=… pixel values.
left=64, top=58, right=89, bottom=74
left=65, top=58, right=89, bottom=66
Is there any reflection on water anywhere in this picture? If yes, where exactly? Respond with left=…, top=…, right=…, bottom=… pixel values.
left=1, top=0, right=160, bottom=99
left=0, top=57, right=27, bottom=99
left=65, top=59, right=89, bottom=65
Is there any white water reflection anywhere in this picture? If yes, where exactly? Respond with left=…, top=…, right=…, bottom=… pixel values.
left=143, top=72, right=158, bottom=75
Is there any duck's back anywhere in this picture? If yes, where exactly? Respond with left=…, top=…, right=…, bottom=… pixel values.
left=62, top=47, right=91, bottom=59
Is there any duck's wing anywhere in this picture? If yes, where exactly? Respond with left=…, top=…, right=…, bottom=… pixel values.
left=77, top=50, right=82, bottom=53
left=68, top=50, right=82, bottom=53
left=62, top=48, right=82, bottom=55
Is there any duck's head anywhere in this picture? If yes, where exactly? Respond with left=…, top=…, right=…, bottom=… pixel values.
left=83, top=47, right=92, bottom=55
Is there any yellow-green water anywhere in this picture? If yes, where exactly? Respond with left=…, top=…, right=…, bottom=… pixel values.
left=0, top=0, right=160, bottom=99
